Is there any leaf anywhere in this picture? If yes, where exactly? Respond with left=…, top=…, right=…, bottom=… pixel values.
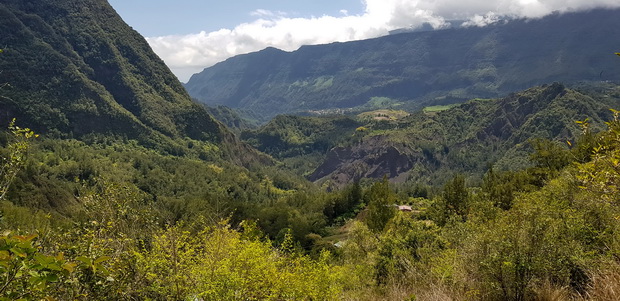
left=94, top=264, right=110, bottom=275
left=61, top=262, right=76, bottom=273
left=12, top=234, right=36, bottom=242
left=0, top=250, right=10, bottom=261
left=34, top=253, right=53, bottom=265
left=10, top=247, right=26, bottom=258
left=46, top=262, right=62, bottom=271
left=24, top=234, right=37, bottom=241
left=45, top=273, right=59, bottom=282
left=75, top=256, right=92, bottom=265
left=94, top=255, right=111, bottom=264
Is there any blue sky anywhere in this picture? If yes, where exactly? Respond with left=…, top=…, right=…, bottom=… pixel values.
left=108, top=0, right=620, bottom=82
left=108, top=0, right=364, bottom=37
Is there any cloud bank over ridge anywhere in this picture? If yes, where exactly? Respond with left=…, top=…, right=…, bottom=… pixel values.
left=148, top=0, right=620, bottom=81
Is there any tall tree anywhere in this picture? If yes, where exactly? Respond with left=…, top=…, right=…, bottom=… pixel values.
left=364, top=176, right=397, bottom=232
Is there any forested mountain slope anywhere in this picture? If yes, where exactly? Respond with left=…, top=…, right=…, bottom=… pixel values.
left=0, top=0, right=283, bottom=222
left=186, top=9, right=620, bottom=120
left=0, top=0, right=230, bottom=153
left=315, top=84, right=620, bottom=187
left=245, top=83, right=620, bottom=188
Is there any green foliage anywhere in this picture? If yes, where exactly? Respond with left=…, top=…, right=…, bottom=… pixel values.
left=298, top=82, right=619, bottom=188
left=0, top=0, right=251, bottom=162
left=323, top=182, right=363, bottom=224
left=429, top=174, right=470, bottom=226
left=482, top=167, right=534, bottom=210
left=332, top=112, right=620, bottom=300
left=204, top=104, right=257, bottom=131
left=135, top=222, right=344, bottom=300
left=0, top=233, right=73, bottom=300
left=242, top=114, right=361, bottom=159
left=441, top=174, right=469, bottom=219
left=0, top=119, right=37, bottom=201
left=1, top=111, right=620, bottom=299
left=529, top=138, right=571, bottom=171
left=2, top=2, right=620, bottom=299
left=465, top=187, right=588, bottom=301
left=422, top=104, right=458, bottom=113
left=575, top=109, right=620, bottom=205
left=364, top=177, right=397, bottom=232
left=527, top=138, right=572, bottom=185
left=373, top=213, right=442, bottom=285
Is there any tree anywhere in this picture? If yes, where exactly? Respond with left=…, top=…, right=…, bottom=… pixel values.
left=528, top=138, right=571, bottom=187
left=0, top=233, right=75, bottom=300
left=442, top=174, right=469, bottom=219
left=482, top=167, right=533, bottom=210
left=364, top=176, right=397, bottom=232
left=0, top=119, right=38, bottom=201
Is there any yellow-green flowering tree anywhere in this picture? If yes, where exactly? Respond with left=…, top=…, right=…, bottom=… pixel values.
left=136, top=221, right=344, bottom=300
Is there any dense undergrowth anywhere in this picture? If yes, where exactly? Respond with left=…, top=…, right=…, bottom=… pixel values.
left=1, top=111, right=620, bottom=300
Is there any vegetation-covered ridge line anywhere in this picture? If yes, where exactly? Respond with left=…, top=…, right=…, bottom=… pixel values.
left=243, top=83, right=620, bottom=188
left=0, top=0, right=272, bottom=167
left=186, top=8, right=620, bottom=120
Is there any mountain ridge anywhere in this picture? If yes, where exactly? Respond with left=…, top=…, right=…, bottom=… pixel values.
left=316, top=83, right=619, bottom=187
left=242, top=83, right=620, bottom=188
left=186, top=8, right=620, bottom=121
left=0, top=0, right=222, bottom=146
left=0, top=0, right=277, bottom=167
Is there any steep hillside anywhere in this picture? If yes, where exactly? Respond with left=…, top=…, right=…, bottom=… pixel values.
left=0, top=0, right=281, bottom=217
left=245, top=83, right=620, bottom=188
left=241, top=115, right=361, bottom=158
left=240, top=115, right=362, bottom=176
left=0, top=0, right=226, bottom=150
left=186, top=9, right=620, bottom=120
left=205, top=105, right=257, bottom=132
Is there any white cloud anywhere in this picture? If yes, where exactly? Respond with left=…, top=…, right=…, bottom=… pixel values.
left=250, top=9, right=287, bottom=18
left=147, top=0, right=620, bottom=82
left=462, top=12, right=501, bottom=27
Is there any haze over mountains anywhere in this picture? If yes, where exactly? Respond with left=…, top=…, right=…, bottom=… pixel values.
left=185, top=9, right=620, bottom=121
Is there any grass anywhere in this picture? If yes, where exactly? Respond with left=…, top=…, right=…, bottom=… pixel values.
left=357, top=109, right=410, bottom=121
left=423, top=104, right=459, bottom=113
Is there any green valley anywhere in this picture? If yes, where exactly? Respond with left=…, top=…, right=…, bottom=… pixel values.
left=1, top=0, right=620, bottom=300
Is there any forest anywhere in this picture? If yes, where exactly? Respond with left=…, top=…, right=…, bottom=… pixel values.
left=2, top=105, right=620, bottom=300
left=1, top=0, right=620, bottom=300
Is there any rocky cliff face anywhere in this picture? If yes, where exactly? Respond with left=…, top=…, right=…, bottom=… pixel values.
left=309, top=136, right=416, bottom=184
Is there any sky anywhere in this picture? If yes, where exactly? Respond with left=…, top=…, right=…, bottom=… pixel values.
left=108, top=0, right=620, bottom=82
